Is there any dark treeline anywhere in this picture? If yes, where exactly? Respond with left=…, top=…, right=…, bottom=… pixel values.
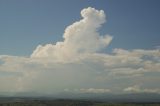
left=0, top=100, right=160, bottom=106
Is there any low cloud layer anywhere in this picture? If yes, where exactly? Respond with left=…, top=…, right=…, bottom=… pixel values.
left=124, top=85, right=160, bottom=94
left=79, top=88, right=111, bottom=93
left=0, top=7, right=160, bottom=95
left=64, top=88, right=111, bottom=93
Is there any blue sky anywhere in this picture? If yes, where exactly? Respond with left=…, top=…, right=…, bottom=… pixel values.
left=0, top=0, right=160, bottom=56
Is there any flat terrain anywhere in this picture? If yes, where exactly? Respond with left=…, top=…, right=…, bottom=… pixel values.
left=0, top=100, right=160, bottom=106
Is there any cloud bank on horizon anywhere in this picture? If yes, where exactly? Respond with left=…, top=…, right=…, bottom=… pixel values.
left=0, top=7, right=160, bottom=95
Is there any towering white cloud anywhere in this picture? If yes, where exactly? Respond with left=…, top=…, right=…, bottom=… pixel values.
left=31, top=7, right=112, bottom=61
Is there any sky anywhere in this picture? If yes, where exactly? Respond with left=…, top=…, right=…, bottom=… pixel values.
left=0, top=0, right=160, bottom=95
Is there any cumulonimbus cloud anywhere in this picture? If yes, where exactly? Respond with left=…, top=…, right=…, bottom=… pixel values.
left=31, top=7, right=112, bottom=61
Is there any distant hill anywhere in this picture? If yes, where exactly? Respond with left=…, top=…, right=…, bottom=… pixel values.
left=0, top=92, right=160, bottom=103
